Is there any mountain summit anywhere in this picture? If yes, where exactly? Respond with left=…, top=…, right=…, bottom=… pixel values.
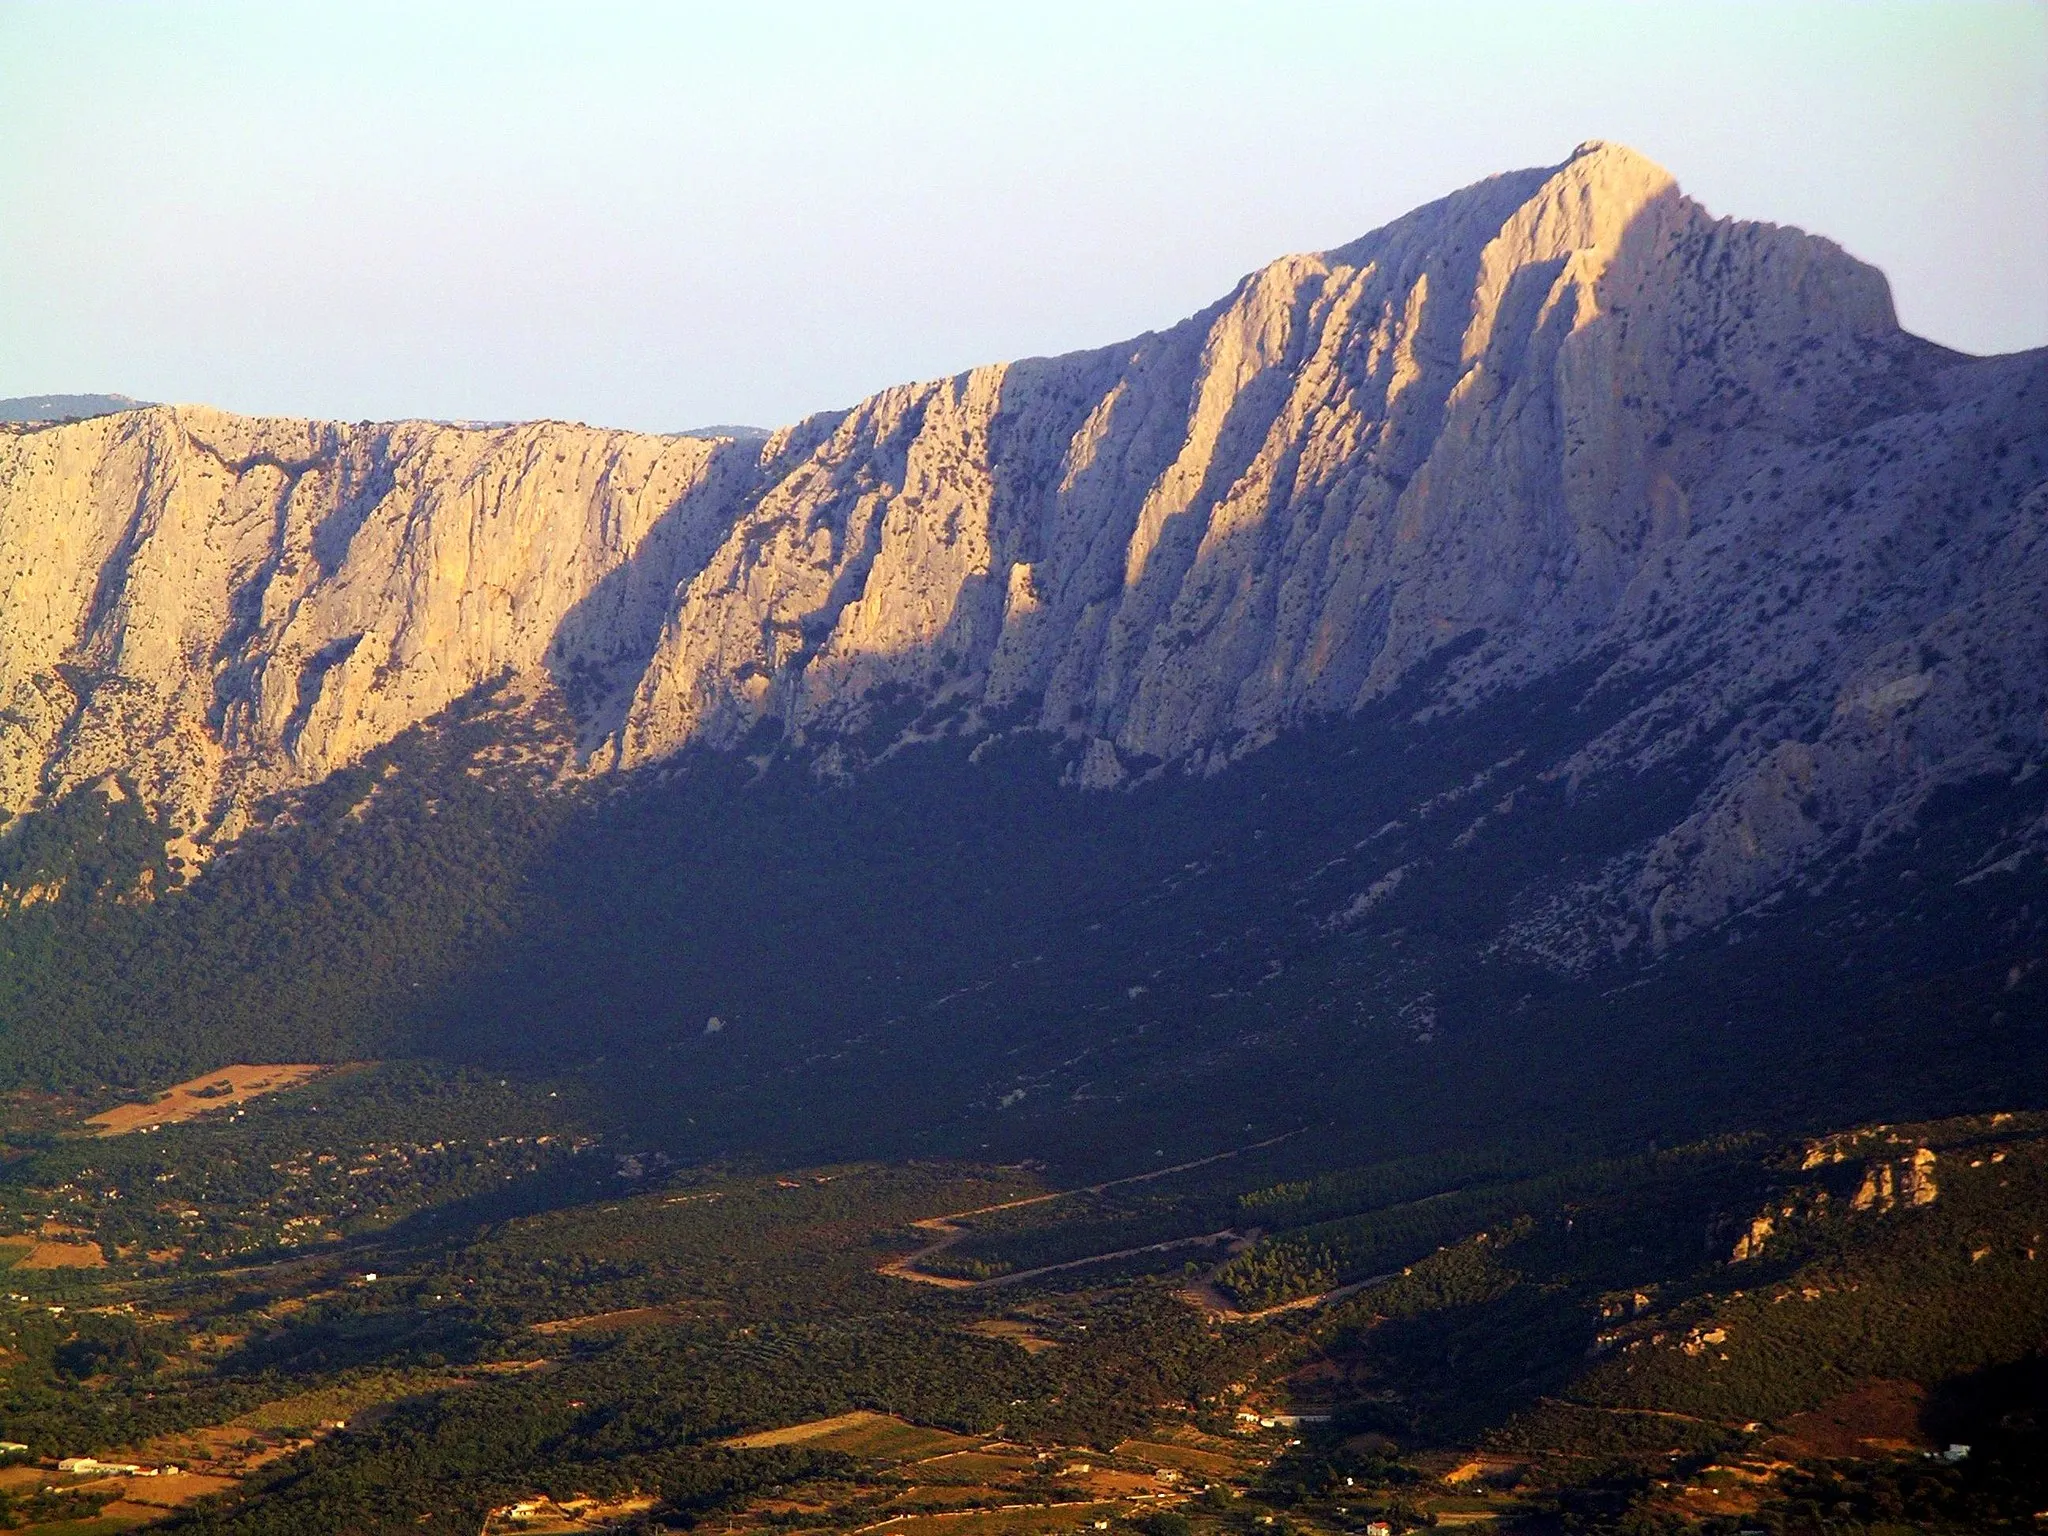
left=1, top=142, right=2042, bottom=955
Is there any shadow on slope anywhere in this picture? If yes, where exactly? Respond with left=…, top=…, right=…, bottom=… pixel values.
left=0, top=660, right=2041, bottom=1188
left=412, top=661, right=2048, bottom=1180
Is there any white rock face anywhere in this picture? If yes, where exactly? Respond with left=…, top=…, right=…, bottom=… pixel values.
left=0, top=409, right=754, bottom=831
left=2, top=142, right=2044, bottom=951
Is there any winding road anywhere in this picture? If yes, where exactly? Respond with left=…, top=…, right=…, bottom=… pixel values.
left=880, top=1132, right=1299, bottom=1289
left=874, top=1131, right=1388, bottom=1323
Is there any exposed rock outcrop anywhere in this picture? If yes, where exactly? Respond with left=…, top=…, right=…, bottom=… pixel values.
left=3, top=141, right=2043, bottom=954
left=1853, top=1148, right=1940, bottom=1213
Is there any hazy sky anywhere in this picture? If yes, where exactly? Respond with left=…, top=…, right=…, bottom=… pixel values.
left=3, top=2, right=2043, bottom=432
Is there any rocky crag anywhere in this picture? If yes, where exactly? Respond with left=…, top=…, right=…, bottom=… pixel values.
left=3, top=142, right=2043, bottom=954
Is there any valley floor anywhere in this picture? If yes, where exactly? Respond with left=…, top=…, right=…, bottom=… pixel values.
left=0, top=1065, right=2037, bottom=1534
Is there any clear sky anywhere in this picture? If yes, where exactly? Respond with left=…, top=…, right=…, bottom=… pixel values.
left=3, top=1, right=2043, bottom=433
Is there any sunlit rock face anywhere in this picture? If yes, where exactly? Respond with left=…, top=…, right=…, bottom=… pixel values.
left=0, top=409, right=759, bottom=836
left=3, top=142, right=2044, bottom=950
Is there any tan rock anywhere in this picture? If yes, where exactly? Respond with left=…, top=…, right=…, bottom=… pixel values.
left=1, top=142, right=2041, bottom=958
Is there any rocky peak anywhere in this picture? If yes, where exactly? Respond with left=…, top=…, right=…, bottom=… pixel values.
left=2, top=144, right=2042, bottom=961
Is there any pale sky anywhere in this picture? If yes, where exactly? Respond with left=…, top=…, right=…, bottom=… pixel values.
left=3, top=1, right=2043, bottom=433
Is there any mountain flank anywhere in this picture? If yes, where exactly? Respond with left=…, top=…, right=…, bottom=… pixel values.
left=1, top=141, right=2044, bottom=962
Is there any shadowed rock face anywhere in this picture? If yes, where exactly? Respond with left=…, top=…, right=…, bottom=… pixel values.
left=2, top=141, right=2043, bottom=951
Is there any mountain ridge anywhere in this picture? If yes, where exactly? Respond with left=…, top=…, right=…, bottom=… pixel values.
left=2, top=141, right=2043, bottom=958
left=0, top=393, right=150, bottom=424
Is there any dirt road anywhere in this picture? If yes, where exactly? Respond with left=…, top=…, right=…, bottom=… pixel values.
left=879, top=1132, right=1299, bottom=1288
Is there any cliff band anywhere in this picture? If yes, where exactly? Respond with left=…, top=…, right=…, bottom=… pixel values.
left=3, top=143, right=2044, bottom=950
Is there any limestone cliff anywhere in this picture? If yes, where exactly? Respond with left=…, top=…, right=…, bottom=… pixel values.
left=3, top=142, right=2043, bottom=953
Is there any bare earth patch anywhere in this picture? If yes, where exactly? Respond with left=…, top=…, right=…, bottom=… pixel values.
left=1763, top=1378, right=1932, bottom=1459
left=724, top=1412, right=975, bottom=1459
left=85, top=1065, right=329, bottom=1136
left=18, top=1239, right=106, bottom=1269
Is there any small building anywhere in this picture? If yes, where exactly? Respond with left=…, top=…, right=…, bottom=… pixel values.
left=58, top=1456, right=144, bottom=1476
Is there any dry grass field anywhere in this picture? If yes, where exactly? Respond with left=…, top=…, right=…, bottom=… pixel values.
left=17, top=1240, right=106, bottom=1270
left=84, top=1065, right=327, bottom=1136
left=0, top=1233, right=105, bottom=1270
left=97, top=1470, right=242, bottom=1522
left=1111, top=1439, right=1246, bottom=1477
left=723, top=1412, right=978, bottom=1460
left=910, top=1451, right=1041, bottom=1485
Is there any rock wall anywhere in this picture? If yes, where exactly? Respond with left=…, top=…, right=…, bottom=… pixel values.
left=3, top=142, right=2044, bottom=948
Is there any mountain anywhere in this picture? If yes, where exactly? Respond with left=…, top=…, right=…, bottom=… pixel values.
left=0, top=393, right=150, bottom=424
left=0, top=145, right=2044, bottom=1536
left=3, top=143, right=2043, bottom=964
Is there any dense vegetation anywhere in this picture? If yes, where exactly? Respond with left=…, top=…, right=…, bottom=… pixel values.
left=0, top=669, right=2041, bottom=1531
left=0, top=686, right=568, bottom=1090
left=0, top=1064, right=604, bottom=1261
left=0, top=1060, right=2034, bottom=1534
left=2, top=666, right=2041, bottom=1190
left=31, top=1160, right=1262, bottom=1534
left=1214, top=1140, right=1770, bottom=1310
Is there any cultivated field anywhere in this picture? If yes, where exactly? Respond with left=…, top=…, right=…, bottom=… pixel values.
left=0, top=1232, right=105, bottom=1269
left=1111, top=1439, right=1243, bottom=1477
